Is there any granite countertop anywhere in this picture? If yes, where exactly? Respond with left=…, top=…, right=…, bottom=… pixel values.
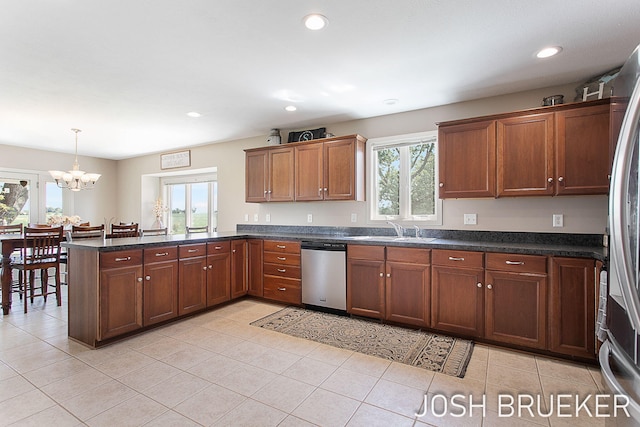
left=63, top=226, right=607, bottom=261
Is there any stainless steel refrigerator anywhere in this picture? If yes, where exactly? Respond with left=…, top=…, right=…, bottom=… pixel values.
left=601, top=42, right=640, bottom=425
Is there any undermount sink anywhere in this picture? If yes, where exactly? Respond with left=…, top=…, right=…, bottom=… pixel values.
left=347, top=236, right=437, bottom=243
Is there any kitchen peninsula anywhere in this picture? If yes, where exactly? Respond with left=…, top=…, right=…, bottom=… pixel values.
left=62, top=227, right=604, bottom=362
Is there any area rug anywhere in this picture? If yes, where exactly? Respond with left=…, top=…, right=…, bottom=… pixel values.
left=251, top=307, right=473, bottom=378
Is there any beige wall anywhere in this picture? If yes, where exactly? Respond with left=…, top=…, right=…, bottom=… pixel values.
left=118, top=82, right=608, bottom=235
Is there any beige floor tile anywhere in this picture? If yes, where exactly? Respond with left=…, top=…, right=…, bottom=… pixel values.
left=187, top=353, right=246, bottom=383
left=277, top=415, right=318, bottom=426
left=22, top=357, right=92, bottom=388
left=341, top=351, right=391, bottom=378
left=489, top=347, right=538, bottom=373
left=143, top=410, right=201, bottom=427
left=364, top=378, right=426, bottom=418
left=283, top=356, right=339, bottom=386
left=251, top=375, right=315, bottom=413
left=0, top=361, right=18, bottom=381
left=0, top=375, right=35, bottom=403
left=197, top=330, right=245, bottom=353
left=85, top=394, right=167, bottom=427
left=486, top=364, right=543, bottom=394
left=428, top=372, right=486, bottom=397
left=117, top=360, right=182, bottom=392
left=73, top=342, right=131, bottom=367
left=265, top=334, right=321, bottom=356
left=213, top=362, right=278, bottom=396
left=8, top=404, right=82, bottom=427
left=464, top=352, right=488, bottom=382
left=93, top=349, right=157, bottom=378
left=246, top=346, right=301, bottom=374
left=292, top=388, right=360, bottom=426
left=59, top=379, right=137, bottom=421
left=484, top=382, right=549, bottom=425
left=40, top=367, right=111, bottom=402
left=220, top=339, right=270, bottom=363
left=44, top=334, right=93, bottom=356
left=0, top=389, right=57, bottom=426
left=307, top=343, right=354, bottom=366
left=483, top=409, right=551, bottom=426
left=538, top=374, right=603, bottom=417
left=160, top=344, right=216, bottom=370
left=414, top=392, right=484, bottom=427
left=536, top=357, right=597, bottom=386
left=381, top=361, right=435, bottom=390
left=214, top=398, right=288, bottom=426
left=173, top=384, right=245, bottom=426
left=320, top=367, right=379, bottom=400
left=346, top=403, right=415, bottom=427
left=134, top=336, right=192, bottom=359
left=143, top=371, right=211, bottom=408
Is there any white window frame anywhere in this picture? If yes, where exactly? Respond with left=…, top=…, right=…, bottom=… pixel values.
left=160, top=172, right=218, bottom=232
left=367, top=130, right=442, bottom=225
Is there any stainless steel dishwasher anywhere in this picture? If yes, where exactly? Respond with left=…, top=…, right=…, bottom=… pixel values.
left=301, top=241, right=347, bottom=312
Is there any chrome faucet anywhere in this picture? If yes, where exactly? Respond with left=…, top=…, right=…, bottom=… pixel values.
left=387, top=221, right=404, bottom=237
left=414, top=225, right=421, bottom=238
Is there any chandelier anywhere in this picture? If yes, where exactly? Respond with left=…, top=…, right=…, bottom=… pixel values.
left=49, top=129, right=101, bottom=191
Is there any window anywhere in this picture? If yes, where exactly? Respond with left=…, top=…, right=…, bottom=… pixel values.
left=0, top=172, right=39, bottom=226
left=45, top=182, right=63, bottom=224
left=368, top=131, right=441, bottom=224
left=164, top=178, right=217, bottom=234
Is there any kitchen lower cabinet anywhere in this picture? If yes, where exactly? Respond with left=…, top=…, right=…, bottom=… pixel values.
left=485, top=253, right=547, bottom=349
left=178, top=243, right=207, bottom=315
left=247, top=239, right=263, bottom=297
left=262, top=240, right=301, bottom=304
left=231, top=239, right=247, bottom=299
left=347, top=245, right=385, bottom=319
left=549, top=257, right=596, bottom=359
left=143, top=246, right=179, bottom=326
left=431, top=250, right=484, bottom=337
left=206, top=241, right=231, bottom=306
left=99, top=249, right=143, bottom=340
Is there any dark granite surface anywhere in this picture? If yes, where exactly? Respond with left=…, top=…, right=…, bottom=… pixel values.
left=63, top=225, right=607, bottom=260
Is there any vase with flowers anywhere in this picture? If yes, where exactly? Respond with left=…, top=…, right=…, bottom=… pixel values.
left=152, top=198, right=168, bottom=228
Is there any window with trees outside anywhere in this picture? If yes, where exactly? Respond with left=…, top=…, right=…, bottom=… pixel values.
left=368, top=131, right=441, bottom=224
left=164, top=179, right=217, bottom=234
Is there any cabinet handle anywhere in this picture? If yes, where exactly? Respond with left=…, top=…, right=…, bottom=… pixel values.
left=232, top=249, right=236, bottom=253
left=188, top=249, right=199, bottom=253
left=276, top=245, right=286, bottom=249
left=115, top=256, right=131, bottom=262
left=505, top=260, right=524, bottom=265
left=487, top=284, right=493, bottom=290
left=277, top=287, right=286, bottom=291
left=154, top=252, right=169, bottom=257
left=277, top=256, right=286, bottom=261
left=558, top=176, right=564, bottom=183
left=208, top=265, right=212, bottom=269
left=203, top=266, right=208, bottom=270
left=318, top=188, right=322, bottom=196
left=386, top=273, right=391, bottom=278
left=547, top=177, right=553, bottom=183
left=324, top=188, right=327, bottom=192
left=379, top=272, right=384, bottom=277
left=439, top=182, right=444, bottom=187
left=145, top=275, right=151, bottom=281
left=477, top=282, right=482, bottom=288
left=137, top=277, right=143, bottom=282
left=448, top=256, right=465, bottom=261
left=277, top=268, right=286, bottom=273
left=214, top=246, right=222, bottom=250
left=264, top=190, right=268, bottom=194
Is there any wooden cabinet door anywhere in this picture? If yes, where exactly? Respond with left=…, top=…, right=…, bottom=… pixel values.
left=206, top=252, right=230, bottom=306
left=324, top=138, right=359, bottom=200
left=268, top=146, right=295, bottom=201
left=347, top=246, right=385, bottom=319
left=485, top=270, right=547, bottom=349
left=178, top=257, right=207, bottom=315
left=247, top=239, right=263, bottom=297
left=99, top=265, right=143, bottom=340
left=431, top=265, right=484, bottom=337
left=555, top=104, right=611, bottom=195
left=231, top=239, right=247, bottom=299
left=295, top=142, right=324, bottom=201
left=385, top=260, right=430, bottom=327
left=245, top=149, right=269, bottom=202
left=438, top=120, right=496, bottom=198
left=143, top=259, right=178, bottom=326
left=549, top=257, right=596, bottom=359
left=497, top=113, right=554, bottom=196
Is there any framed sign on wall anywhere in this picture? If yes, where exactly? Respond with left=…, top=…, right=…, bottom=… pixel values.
left=161, top=150, right=191, bottom=169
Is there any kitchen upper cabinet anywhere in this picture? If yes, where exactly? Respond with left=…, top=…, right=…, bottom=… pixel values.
left=143, top=246, right=179, bottom=326
left=178, top=243, right=208, bottom=315
left=485, top=253, right=547, bottom=349
left=431, top=250, right=485, bottom=337
left=555, top=104, right=611, bottom=195
left=438, top=120, right=496, bottom=198
left=497, top=112, right=555, bottom=197
left=549, top=257, right=596, bottom=359
left=245, top=146, right=294, bottom=202
left=99, top=249, right=143, bottom=340
left=438, top=99, right=611, bottom=198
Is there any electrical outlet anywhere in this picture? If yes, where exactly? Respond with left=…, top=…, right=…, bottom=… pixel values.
left=307, top=214, right=313, bottom=223
left=266, top=214, right=271, bottom=222
left=553, top=214, right=563, bottom=227
left=244, top=214, right=249, bottom=222
left=463, top=213, right=477, bottom=225
left=351, top=213, right=357, bottom=223
left=253, top=213, right=259, bottom=222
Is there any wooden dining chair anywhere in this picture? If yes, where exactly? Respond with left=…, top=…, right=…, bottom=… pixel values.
left=141, top=227, right=168, bottom=236
left=107, top=223, right=139, bottom=238
left=70, top=224, right=105, bottom=239
left=12, top=226, right=64, bottom=313
left=186, top=225, right=209, bottom=234
left=0, top=223, right=24, bottom=296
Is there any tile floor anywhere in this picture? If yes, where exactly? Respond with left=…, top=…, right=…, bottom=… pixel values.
left=0, top=289, right=607, bottom=426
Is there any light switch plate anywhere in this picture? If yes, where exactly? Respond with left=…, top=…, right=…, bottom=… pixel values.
left=553, top=214, right=563, bottom=227
left=265, top=214, right=271, bottom=222
left=244, top=214, right=249, bottom=222
left=253, top=213, right=259, bottom=222
left=351, top=213, right=357, bottom=223
left=307, top=214, right=313, bottom=223
left=463, top=213, right=477, bottom=225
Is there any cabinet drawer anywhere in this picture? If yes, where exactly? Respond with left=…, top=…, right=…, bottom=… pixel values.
left=432, top=249, right=483, bottom=268
left=144, top=246, right=178, bottom=262
left=179, top=244, right=207, bottom=259
left=207, top=241, right=231, bottom=254
left=386, top=247, right=430, bottom=264
left=486, top=253, right=546, bottom=274
left=263, top=276, right=301, bottom=304
left=263, top=263, right=300, bottom=279
left=100, top=249, right=143, bottom=268
left=263, top=251, right=301, bottom=266
left=347, top=244, right=385, bottom=260
left=263, top=240, right=300, bottom=254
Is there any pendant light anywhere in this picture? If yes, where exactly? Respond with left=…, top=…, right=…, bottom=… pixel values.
left=49, top=129, right=101, bottom=191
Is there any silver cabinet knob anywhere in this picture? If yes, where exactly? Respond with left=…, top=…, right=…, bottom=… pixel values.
left=558, top=176, right=564, bottom=182
left=487, top=284, right=493, bottom=290
left=386, top=273, right=391, bottom=278
left=379, top=272, right=383, bottom=277
left=145, top=275, right=151, bottom=281
left=477, top=282, right=482, bottom=288
left=137, top=277, right=143, bottom=282
left=439, top=183, right=444, bottom=187
left=547, top=177, right=553, bottom=183
left=203, top=266, right=208, bottom=270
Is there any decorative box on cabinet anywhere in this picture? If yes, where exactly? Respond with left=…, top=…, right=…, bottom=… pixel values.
left=262, top=240, right=301, bottom=304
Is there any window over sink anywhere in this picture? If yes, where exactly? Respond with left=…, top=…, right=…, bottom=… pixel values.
left=367, top=131, right=441, bottom=225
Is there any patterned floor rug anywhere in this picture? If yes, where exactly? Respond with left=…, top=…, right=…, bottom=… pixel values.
left=251, top=307, right=474, bottom=378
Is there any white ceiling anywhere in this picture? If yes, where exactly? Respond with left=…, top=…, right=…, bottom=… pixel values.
left=1, top=0, right=639, bottom=160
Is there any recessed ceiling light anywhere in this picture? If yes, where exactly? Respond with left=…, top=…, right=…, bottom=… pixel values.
left=285, top=105, right=297, bottom=112
left=186, top=111, right=202, bottom=118
left=303, top=14, right=328, bottom=30
left=383, top=98, right=399, bottom=106
left=536, top=46, right=562, bottom=59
